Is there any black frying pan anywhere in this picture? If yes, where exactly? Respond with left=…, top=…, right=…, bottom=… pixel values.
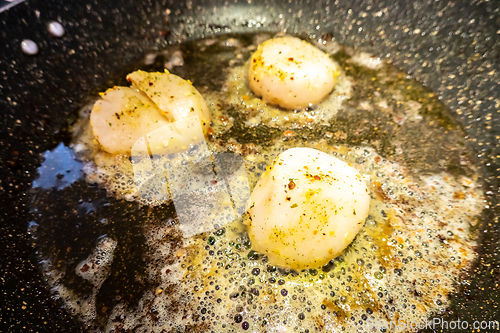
left=0, top=0, right=499, bottom=332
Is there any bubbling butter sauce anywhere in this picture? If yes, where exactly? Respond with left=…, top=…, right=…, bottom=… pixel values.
left=30, top=33, right=484, bottom=332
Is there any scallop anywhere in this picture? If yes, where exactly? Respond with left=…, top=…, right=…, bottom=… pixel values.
left=245, top=147, right=370, bottom=270
left=127, top=70, right=211, bottom=134
left=90, top=86, right=171, bottom=155
left=248, top=36, right=340, bottom=109
left=90, top=70, right=212, bottom=155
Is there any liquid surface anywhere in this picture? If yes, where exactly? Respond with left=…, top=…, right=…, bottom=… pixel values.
left=30, top=33, right=484, bottom=332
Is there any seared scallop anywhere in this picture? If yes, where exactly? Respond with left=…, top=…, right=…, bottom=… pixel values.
left=248, top=36, right=340, bottom=109
left=91, top=70, right=212, bottom=155
left=127, top=70, right=211, bottom=134
left=245, top=147, right=370, bottom=270
left=90, top=86, right=171, bottom=155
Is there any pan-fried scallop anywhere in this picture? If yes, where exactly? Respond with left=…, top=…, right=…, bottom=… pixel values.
left=127, top=70, right=211, bottom=135
left=245, top=147, right=370, bottom=270
left=248, top=36, right=340, bottom=109
left=90, top=70, right=212, bottom=155
left=90, top=86, right=171, bottom=155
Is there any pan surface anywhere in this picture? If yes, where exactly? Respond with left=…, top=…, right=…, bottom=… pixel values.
left=0, top=0, right=498, bottom=332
